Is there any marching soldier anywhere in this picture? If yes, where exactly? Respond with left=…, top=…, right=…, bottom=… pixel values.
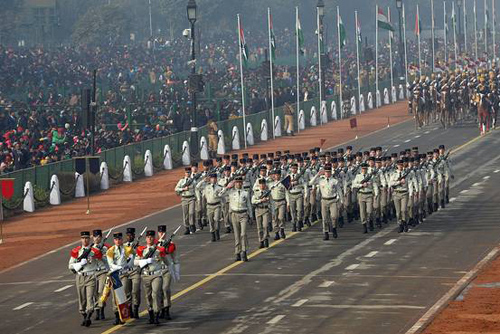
left=225, top=176, right=251, bottom=261
left=438, top=144, right=454, bottom=203
left=218, top=166, right=233, bottom=233
left=389, top=160, right=410, bottom=233
left=269, top=170, right=288, bottom=240
left=69, top=231, right=103, bottom=327
left=431, top=149, right=445, bottom=210
left=288, top=163, right=305, bottom=232
left=352, top=163, right=378, bottom=233
left=309, top=164, right=343, bottom=240
left=197, top=173, right=224, bottom=241
left=92, top=229, right=109, bottom=321
left=135, top=230, right=166, bottom=325
left=123, top=228, right=142, bottom=319
left=106, top=232, right=135, bottom=324
left=175, top=167, right=197, bottom=234
left=252, top=178, right=271, bottom=248
left=157, top=225, right=178, bottom=321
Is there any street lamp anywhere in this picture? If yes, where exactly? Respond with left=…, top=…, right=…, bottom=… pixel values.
left=187, top=0, right=199, bottom=156
left=317, top=0, right=325, bottom=121
left=396, top=0, right=404, bottom=80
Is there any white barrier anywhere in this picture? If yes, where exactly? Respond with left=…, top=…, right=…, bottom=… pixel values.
left=99, top=162, right=109, bottom=190
left=123, top=155, right=132, bottom=182
left=23, top=181, right=35, bottom=212
left=321, top=101, right=328, bottom=124
left=391, top=86, right=397, bottom=103
left=246, top=123, right=254, bottom=146
left=217, top=130, right=226, bottom=155
left=350, top=96, right=357, bottom=115
left=359, top=94, right=365, bottom=112
left=144, top=150, right=153, bottom=177
left=376, top=90, right=381, bottom=107
left=367, top=92, right=374, bottom=109
left=232, top=126, right=240, bottom=150
left=298, top=110, right=305, bottom=130
left=182, top=141, right=191, bottom=166
left=163, top=145, right=173, bottom=170
left=274, top=116, right=282, bottom=137
left=383, top=88, right=390, bottom=105
left=200, top=136, right=209, bottom=160
left=260, top=120, right=268, bottom=141
left=310, top=106, right=317, bottom=126
left=331, top=101, right=337, bottom=120
left=75, top=173, right=85, bottom=197
left=50, top=174, right=61, bottom=205
left=399, top=84, right=405, bottom=100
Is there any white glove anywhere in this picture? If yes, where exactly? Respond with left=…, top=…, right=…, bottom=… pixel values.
left=139, top=259, right=149, bottom=268
left=79, top=259, right=88, bottom=266
left=111, top=264, right=123, bottom=271
left=73, top=263, right=82, bottom=272
left=147, top=258, right=153, bottom=264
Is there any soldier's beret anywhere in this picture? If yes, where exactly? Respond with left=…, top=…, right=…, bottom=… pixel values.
left=309, top=149, right=316, bottom=154
left=332, top=151, right=338, bottom=156
left=268, top=153, right=275, bottom=158
left=433, top=148, right=439, bottom=153
left=297, top=157, right=304, bottom=162
left=260, top=154, right=267, bottom=159
left=92, top=229, right=102, bottom=237
left=295, top=153, right=301, bottom=158
left=361, top=163, right=369, bottom=168
left=203, top=160, right=210, bottom=167
left=403, top=157, right=409, bottom=162
left=146, top=230, right=155, bottom=237
left=253, top=154, right=259, bottom=159
left=405, top=148, right=411, bottom=152
left=376, top=146, right=382, bottom=151
left=427, top=151, right=434, bottom=155
left=302, top=152, right=308, bottom=157
left=113, top=232, right=123, bottom=238
left=397, top=160, right=404, bottom=164
left=239, top=158, right=246, bottom=164
left=158, top=225, right=167, bottom=233
left=232, top=154, right=238, bottom=160
left=126, top=227, right=135, bottom=234
left=216, top=157, right=222, bottom=162
left=400, top=151, right=406, bottom=156
left=409, top=157, right=415, bottom=162
left=224, top=155, right=230, bottom=159
left=284, top=150, right=290, bottom=154
left=412, top=146, right=419, bottom=151
left=325, top=151, right=331, bottom=157
left=391, top=153, right=398, bottom=157
left=281, top=155, right=287, bottom=160
left=235, top=176, right=244, bottom=182
left=247, top=159, right=253, bottom=163
left=370, top=147, right=376, bottom=151
left=192, top=162, right=198, bottom=167
left=324, top=164, right=332, bottom=171
left=242, top=153, right=249, bottom=158
left=369, top=157, right=375, bottom=161
left=421, top=154, right=427, bottom=159
left=209, top=173, right=218, bottom=178
left=273, top=158, right=280, bottom=163
left=231, top=161, right=238, bottom=167
left=81, top=231, right=90, bottom=237
left=305, top=157, right=311, bottom=161
left=276, top=151, right=282, bottom=156
left=375, top=158, right=382, bottom=162
left=332, top=158, right=338, bottom=163
left=356, top=152, right=363, bottom=157
left=338, top=148, right=344, bottom=154
left=259, top=178, right=267, bottom=184
left=363, top=151, right=370, bottom=155
left=266, top=159, right=273, bottom=165
left=312, top=156, right=318, bottom=160
left=259, top=165, right=267, bottom=170
left=185, top=167, right=191, bottom=172
left=291, top=163, right=298, bottom=168
left=224, top=166, right=231, bottom=171
left=439, top=144, right=445, bottom=149
left=272, top=169, right=281, bottom=175
left=347, top=156, right=354, bottom=161
left=346, top=145, right=353, bottom=150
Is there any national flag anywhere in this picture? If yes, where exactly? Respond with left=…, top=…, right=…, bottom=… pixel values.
left=296, top=12, right=305, bottom=54
left=415, top=10, right=421, bottom=36
left=1, top=178, right=14, bottom=200
left=486, top=2, right=490, bottom=30
left=239, top=20, right=249, bottom=67
left=377, top=7, right=395, bottom=31
left=452, top=5, right=457, bottom=32
left=269, top=13, right=277, bottom=61
left=110, top=271, right=131, bottom=322
left=356, top=15, right=362, bottom=43
left=338, top=14, right=346, bottom=48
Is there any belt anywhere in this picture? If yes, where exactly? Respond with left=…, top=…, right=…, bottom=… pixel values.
left=243, top=186, right=251, bottom=189
left=395, top=190, right=408, bottom=193
left=182, top=195, right=195, bottom=199
left=79, top=271, right=96, bottom=277
left=359, top=191, right=373, bottom=194
left=142, top=270, right=162, bottom=276
left=233, top=210, right=247, bottom=214
left=256, top=204, right=269, bottom=209
left=290, top=191, right=302, bottom=195
left=207, top=202, right=221, bottom=206
left=322, top=196, right=337, bottom=200
left=273, top=198, right=286, bottom=202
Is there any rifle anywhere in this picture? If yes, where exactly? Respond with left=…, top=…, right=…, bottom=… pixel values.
left=76, top=228, right=113, bottom=262
left=158, top=225, right=182, bottom=249
left=131, top=226, right=148, bottom=249
left=292, top=161, right=312, bottom=182
left=260, top=175, right=291, bottom=199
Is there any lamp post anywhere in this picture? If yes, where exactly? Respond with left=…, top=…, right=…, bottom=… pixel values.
left=317, top=0, right=325, bottom=118
left=187, top=0, right=199, bottom=155
left=457, top=0, right=462, bottom=52
left=396, top=0, right=404, bottom=80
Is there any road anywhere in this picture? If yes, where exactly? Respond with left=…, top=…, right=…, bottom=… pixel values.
left=1, top=118, right=499, bottom=334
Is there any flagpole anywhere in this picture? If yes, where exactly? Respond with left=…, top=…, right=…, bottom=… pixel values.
left=376, top=4, right=379, bottom=107
left=417, top=4, right=422, bottom=77
left=464, top=0, right=468, bottom=56
left=317, top=8, right=323, bottom=123
left=355, top=10, right=362, bottom=110
left=296, top=6, right=300, bottom=134
left=444, top=1, right=448, bottom=64
left=431, top=0, right=436, bottom=72
left=337, top=6, right=343, bottom=113
left=474, top=0, right=478, bottom=60
left=403, top=4, right=408, bottom=96
left=237, top=14, right=247, bottom=149
left=494, top=0, right=497, bottom=60
left=485, top=0, right=488, bottom=57
left=267, top=8, right=275, bottom=139
left=388, top=7, right=394, bottom=96
left=453, top=2, right=459, bottom=69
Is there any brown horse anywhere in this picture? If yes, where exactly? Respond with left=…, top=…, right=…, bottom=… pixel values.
left=477, top=93, right=491, bottom=135
left=412, top=90, right=425, bottom=129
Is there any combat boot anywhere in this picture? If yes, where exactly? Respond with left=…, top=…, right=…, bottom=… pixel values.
left=376, top=217, right=382, bottom=228
left=368, top=220, right=374, bottom=231
left=226, top=226, right=232, bottom=233
left=100, top=308, right=105, bottom=320
left=154, top=312, right=161, bottom=325
left=197, top=220, right=204, bottom=230
left=339, top=216, right=344, bottom=228
left=85, top=312, right=92, bottom=327
left=259, top=241, right=265, bottom=249
left=81, top=313, right=87, bottom=326
left=304, top=217, right=311, bottom=226
left=274, top=232, right=280, bottom=240
left=433, top=203, right=438, bottom=212
left=347, top=212, right=353, bottom=223
left=404, top=221, right=409, bottom=233
left=235, top=253, right=242, bottom=261
left=190, top=225, right=196, bottom=234
left=264, top=239, right=269, bottom=248
left=363, top=224, right=368, bottom=234
left=446, top=195, right=449, bottom=204
left=215, top=230, right=220, bottom=240
left=184, top=227, right=190, bottom=235
left=323, top=232, right=329, bottom=240
left=133, top=305, right=139, bottom=319
left=280, top=228, right=286, bottom=239
left=211, top=232, right=216, bottom=242
left=242, top=251, right=248, bottom=262
left=332, top=228, right=338, bottom=239
left=441, top=199, right=445, bottom=209
left=95, top=309, right=101, bottom=321
left=292, top=224, right=297, bottom=232
left=298, top=220, right=304, bottom=230
left=148, top=310, right=155, bottom=324
left=398, top=223, right=404, bottom=233
left=114, top=312, right=123, bottom=325
left=164, top=306, right=172, bottom=320
left=160, top=308, right=165, bottom=319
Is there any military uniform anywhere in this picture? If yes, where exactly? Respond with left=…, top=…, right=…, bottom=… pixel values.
left=352, top=165, right=379, bottom=233
left=175, top=168, right=197, bottom=234
left=269, top=171, right=288, bottom=240
left=157, top=225, right=179, bottom=321
left=389, top=162, right=410, bottom=232
left=251, top=180, right=271, bottom=248
left=225, top=178, right=251, bottom=261
left=197, top=174, right=224, bottom=241
left=288, top=166, right=305, bottom=231
left=122, top=228, right=142, bottom=318
left=91, top=230, right=109, bottom=321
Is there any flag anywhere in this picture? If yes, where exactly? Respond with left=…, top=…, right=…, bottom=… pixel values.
left=486, top=2, right=490, bottom=30
left=269, top=12, right=277, bottom=61
left=1, top=179, right=14, bottom=200
left=338, top=14, right=346, bottom=48
left=239, top=20, right=249, bottom=67
left=320, top=138, right=327, bottom=147
left=110, top=271, right=131, bottom=322
left=356, top=15, right=362, bottom=43
left=296, top=12, right=305, bottom=54
left=452, top=4, right=457, bottom=32
left=377, top=7, right=395, bottom=31
left=415, top=10, right=421, bottom=36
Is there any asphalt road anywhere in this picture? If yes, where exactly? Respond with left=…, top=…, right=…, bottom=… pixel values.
left=1, top=117, right=499, bottom=334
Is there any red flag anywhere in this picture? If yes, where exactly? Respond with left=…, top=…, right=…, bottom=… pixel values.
left=320, top=139, right=327, bottom=147
left=1, top=179, right=15, bottom=200
left=350, top=118, right=358, bottom=129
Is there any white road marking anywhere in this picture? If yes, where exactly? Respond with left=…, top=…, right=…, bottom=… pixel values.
left=267, top=315, right=286, bottom=324
left=424, top=131, right=430, bottom=134
left=472, top=182, right=482, bottom=187
left=393, top=144, right=400, bottom=147
left=318, top=281, right=335, bottom=288
left=345, top=264, right=360, bottom=270
left=483, top=176, right=490, bottom=180
left=494, top=169, right=500, bottom=173
left=384, top=239, right=397, bottom=246
left=414, top=135, right=421, bottom=138
left=54, top=285, right=73, bottom=293
left=404, top=139, right=411, bottom=143
left=13, top=302, right=33, bottom=310
left=460, top=189, right=469, bottom=194
left=308, top=304, right=425, bottom=310
left=292, top=299, right=308, bottom=307
left=365, top=251, right=379, bottom=258
left=449, top=197, right=457, bottom=203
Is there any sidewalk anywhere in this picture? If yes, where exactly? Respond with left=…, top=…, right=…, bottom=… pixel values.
left=0, top=102, right=411, bottom=271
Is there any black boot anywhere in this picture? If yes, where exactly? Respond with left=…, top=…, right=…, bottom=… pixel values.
left=190, top=225, right=196, bottom=234
left=274, top=232, right=280, bottom=240
left=81, top=313, right=87, bottom=326
left=184, top=227, right=190, bottom=235
left=198, top=220, right=204, bottom=230
left=160, top=308, right=165, bottom=319
left=339, top=216, right=344, bottom=228
left=298, top=220, right=303, bottom=230
left=332, top=228, right=338, bottom=239
left=85, top=312, right=92, bottom=327
left=292, top=224, right=297, bottom=232
left=434, top=203, right=438, bottom=212
left=376, top=218, right=382, bottom=228
left=203, top=218, right=208, bottom=226
left=164, top=306, right=172, bottom=320
left=148, top=310, right=155, bottom=324
left=305, top=217, right=312, bottom=226
left=264, top=239, right=269, bottom=248
left=211, top=232, right=216, bottom=242
left=154, top=312, right=160, bottom=325
left=242, top=251, right=248, bottom=262
left=398, top=223, right=404, bottom=233
left=323, top=232, right=329, bottom=240
left=215, top=230, right=220, bottom=240
left=441, top=199, right=445, bottom=209
left=368, top=220, right=374, bottom=231
left=446, top=195, right=449, bottom=204
left=226, top=226, right=232, bottom=233
left=383, top=213, right=388, bottom=224
left=259, top=241, right=265, bottom=249
left=95, top=309, right=101, bottom=321
left=113, top=312, right=121, bottom=325
left=235, top=253, right=242, bottom=261
left=363, top=224, right=368, bottom=234
left=280, top=228, right=286, bottom=239
left=311, top=213, right=318, bottom=223
left=100, top=308, right=105, bottom=320
left=347, top=212, right=353, bottom=223
left=133, top=305, right=139, bottom=319
left=404, top=222, right=409, bottom=233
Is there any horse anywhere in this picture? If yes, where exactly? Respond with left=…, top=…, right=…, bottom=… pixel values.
left=412, top=90, right=425, bottom=129
left=476, top=93, right=491, bottom=135
left=440, top=88, right=451, bottom=129
left=429, top=84, right=439, bottom=124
